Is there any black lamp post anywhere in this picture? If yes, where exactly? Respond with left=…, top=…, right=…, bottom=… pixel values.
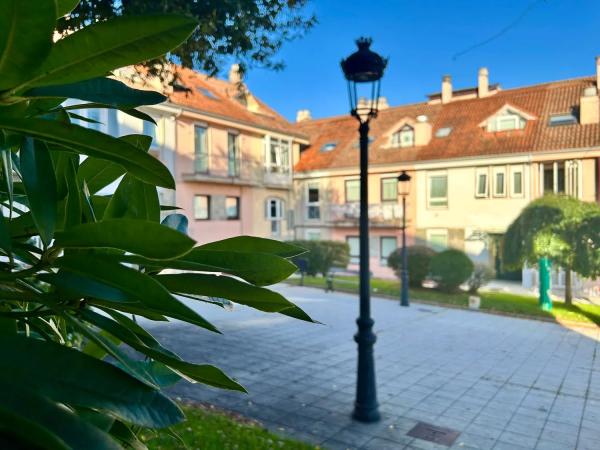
left=341, top=38, right=387, bottom=423
left=398, top=171, right=412, bottom=307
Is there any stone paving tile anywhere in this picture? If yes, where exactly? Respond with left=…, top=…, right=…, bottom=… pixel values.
left=144, top=285, right=600, bottom=450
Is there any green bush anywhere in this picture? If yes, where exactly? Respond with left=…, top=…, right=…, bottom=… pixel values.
left=429, top=249, right=474, bottom=292
left=291, top=240, right=350, bottom=276
left=0, top=2, right=313, bottom=448
left=388, top=245, right=437, bottom=287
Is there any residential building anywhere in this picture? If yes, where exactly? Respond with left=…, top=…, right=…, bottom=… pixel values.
left=294, top=57, right=600, bottom=280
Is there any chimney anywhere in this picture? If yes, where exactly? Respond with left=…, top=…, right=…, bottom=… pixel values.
left=580, top=86, right=599, bottom=125
left=296, top=109, right=312, bottom=122
left=441, top=75, right=452, bottom=104
left=414, top=115, right=432, bottom=146
left=228, top=63, right=242, bottom=85
left=478, top=67, right=489, bottom=98
left=376, top=96, right=389, bottom=110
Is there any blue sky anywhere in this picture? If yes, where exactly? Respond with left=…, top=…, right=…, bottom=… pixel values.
left=237, top=0, right=600, bottom=122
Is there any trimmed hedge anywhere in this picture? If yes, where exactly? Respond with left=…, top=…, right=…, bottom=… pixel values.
left=429, top=249, right=474, bottom=292
left=388, top=245, right=437, bottom=287
left=290, top=240, right=350, bottom=276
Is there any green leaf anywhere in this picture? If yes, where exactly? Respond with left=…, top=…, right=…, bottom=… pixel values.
left=62, top=103, right=158, bottom=125
left=56, top=0, right=80, bottom=17
left=155, top=273, right=313, bottom=319
left=0, top=334, right=184, bottom=428
left=104, top=175, right=160, bottom=222
left=55, top=219, right=195, bottom=259
left=25, top=77, right=166, bottom=108
left=39, top=271, right=134, bottom=303
left=0, top=405, right=70, bottom=450
left=28, top=14, right=198, bottom=88
left=0, top=207, right=11, bottom=253
left=0, top=0, right=55, bottom=90
left=53, top=254, right=218, bottom=332
left=19, top=138, right=57, bottom=246
left=0, top=118, right=174, bottom=188
left=198, top=236, right=307, bottom=258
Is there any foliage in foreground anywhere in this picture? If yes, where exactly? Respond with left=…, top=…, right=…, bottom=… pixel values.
left=0, top=1, right=311, bottom=448
left=290, top=240, right=350, bottom=276
left=142, top=404, right=319, bottom=450
left=503, top=194, right=600, bottom=304
left=286, top=275, right=600, bottom=327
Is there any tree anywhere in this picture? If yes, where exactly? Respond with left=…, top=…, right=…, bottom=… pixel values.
left=503, top=194, right=600, bottom=305
left=57, top=0, right=316, bottom=77
left=0, top=1, right=312, bottom=447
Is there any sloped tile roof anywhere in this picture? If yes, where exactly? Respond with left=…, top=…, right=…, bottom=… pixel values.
left=168, top=67, right=305, bottom=138
left=295, top=76, right=600, bottom=172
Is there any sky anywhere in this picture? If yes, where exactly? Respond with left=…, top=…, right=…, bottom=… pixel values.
left=235, top=0, right=600, bottom=122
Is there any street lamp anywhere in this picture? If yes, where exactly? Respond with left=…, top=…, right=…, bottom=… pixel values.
left=341, top=37, right=387, bottom=423
left=398, top=171, right=412, bottom=307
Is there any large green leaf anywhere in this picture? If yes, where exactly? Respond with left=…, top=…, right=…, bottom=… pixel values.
left=104, top=175, right=160, bottom=222
left=56, top=0, right=80, bottom=17
left=0, top=334, right=184, bottom=428
left=0, top=405, right=69, bottom=450
left=19, top=138, right=56, bottom=246
left=53, top=254, right=218, bottom=332
left=0, top=118, right=174, bottom=188
left=25, top=77, right=166, bottom=108
left=27, top=14, right=197, bottom=88
left=0, top=0, right=55, bottom=90
left=62, top=103, right=158, bottom=125
left=55, top=219, right=194, bottom=259
left=198, top=236, right=307, bottom=258
left=155, top=273, right=311, bottom=317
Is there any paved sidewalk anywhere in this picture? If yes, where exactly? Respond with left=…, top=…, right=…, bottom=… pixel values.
left=147, top=285, right=600, bottom=450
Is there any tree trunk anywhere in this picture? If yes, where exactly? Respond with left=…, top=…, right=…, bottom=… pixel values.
left=564, top=268, right=572, bottom=305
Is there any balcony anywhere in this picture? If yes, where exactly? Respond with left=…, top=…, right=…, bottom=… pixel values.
left=181, top=155, right=292, bottom=189
left=327, top=202, right=404, bottom=227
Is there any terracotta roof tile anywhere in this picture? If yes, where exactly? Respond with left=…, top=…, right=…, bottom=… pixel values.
left=295, top=76, right=600, bottom=172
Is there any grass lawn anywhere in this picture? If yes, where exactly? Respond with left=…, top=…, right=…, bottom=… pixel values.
left=287, top=275, right=600, bottom=327
left=143, top=403, right=319, bottom=450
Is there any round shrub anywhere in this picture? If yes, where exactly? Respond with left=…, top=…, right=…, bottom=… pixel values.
left=388, top=245, right=437, bottom=287
left=429, top=249, right=474, bottom=292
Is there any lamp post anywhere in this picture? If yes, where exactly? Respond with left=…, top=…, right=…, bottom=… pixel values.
left=398, top=171, right=412, bottom=307
left=341, top=38, right=387, bottom=423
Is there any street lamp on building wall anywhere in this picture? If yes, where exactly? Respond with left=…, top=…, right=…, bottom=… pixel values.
left=341, top=38, right=387, bottom=423
left=398, top=171, right=412, bottom=307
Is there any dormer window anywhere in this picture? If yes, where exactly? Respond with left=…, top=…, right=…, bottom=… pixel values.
left=391, top=125, right=414, bottom=148
left=486, top=111, right=527, bottom=132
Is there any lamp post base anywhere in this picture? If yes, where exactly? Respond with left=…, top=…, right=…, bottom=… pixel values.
left=352, top=317, right=380, bottom=423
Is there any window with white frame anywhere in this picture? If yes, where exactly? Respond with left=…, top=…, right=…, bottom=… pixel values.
left=541, top=160, right=581, bottom=197
left=266, top=197, right=284, bottom=236
left=266, top=137, right=290, bottom=173
left=227, top=132, right=239, bottom=176
left=306, top=230, right=321, bottom=241
left=194, top=125, right=208, bottom=173
left=194, top=195, right=210, bottom=220
left=475, top=168, right=488, bottom=198
left=426, top=229, right=448, bottom=251
left=225, top=196, right=240, bottom=220
left=306, top=183, right=320, bottom=220
left=381, top=178, right=397, bottom=202
left=511, top=166, right=524, bottom=197
left=391, top=125, right=414, bottom=148
left=345, top=179, right=360, bottom=203
left=380, top=237, right=397, bottom=265
left=493, top=167, right=506, bottom=197
left=428, top=173, right=448, bottom=208
left=487, top=112, right=526, bottom=132
left=347, top=236, right=360, bottom=264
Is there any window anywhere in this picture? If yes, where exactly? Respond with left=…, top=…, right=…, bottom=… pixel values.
left=306, top=230, right=321, bottom=240
left=427, top=229, right=448, bottom=251
left=380, top=237, right=397, bottom=265
left=194, top=125, right=208, bottom=173
left=87, top=109, right=101, bottom=131
left=227, top=133, right=239, bottom=177
left=541, top=161, right=580, bottom=196
left=345, top=179, right=360, bottom=203
left=435, top=127, right=452, bottom=138
left=321, top=142, right=337, bottom=152
left=347, top=236, right=360, bottom=264
left=475, top=168, right=488, bottom=198
left=391, top=125, right=414, bottom=148
left=266, top=198, right=284, bottom=236
left=226, top=196, right=240, bottom=220
left=267, top=137, right=290, bottom=173
left=549, top=113, right=577, bottom=126
left=493, top=168, right=506, bottom=197
left=194, top=195, right=210, bottom=220
left=143, top=120, right=157, bottom=147
left=381, top=178, right=397, bottom=202
left=307, top=183, right=320, bottom=220
left=511, top=166, right=524, bottom=197
left=428, top=174, right=448, bottom=208
left=488, top=112, right=526, bottom=132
